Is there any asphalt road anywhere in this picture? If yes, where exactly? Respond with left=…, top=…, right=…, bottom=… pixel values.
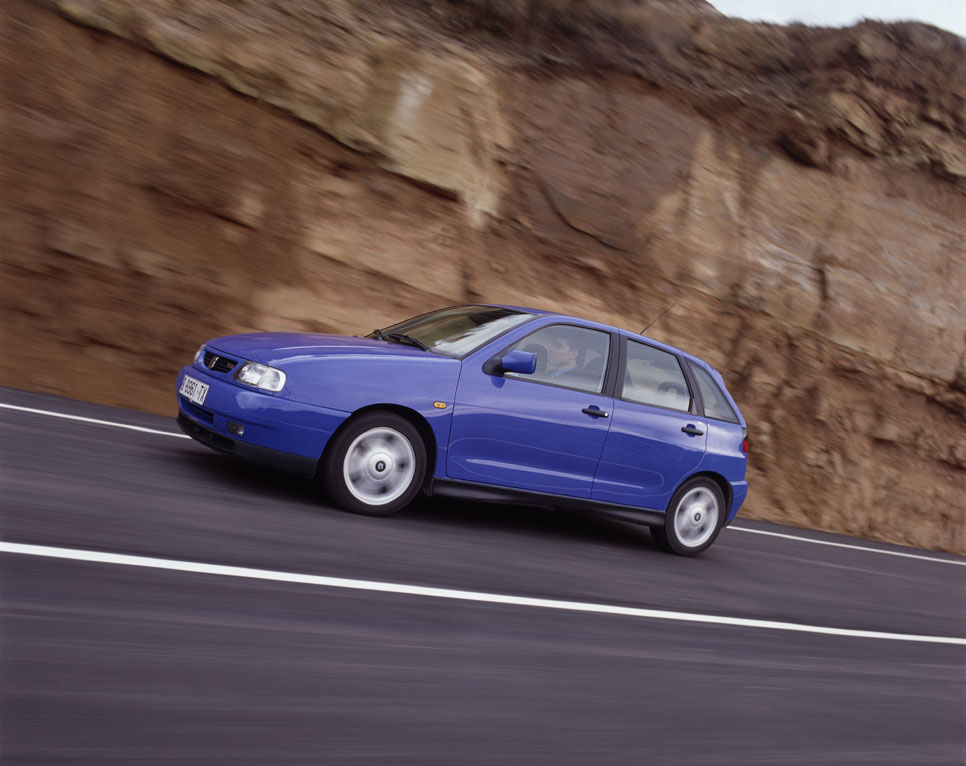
left=1, top=386, right=964, bottom=764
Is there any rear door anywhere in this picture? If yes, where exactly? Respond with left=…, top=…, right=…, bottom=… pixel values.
left=591, top=337, right=707, bottom=510
left=447, top=323, right=616, bottom=498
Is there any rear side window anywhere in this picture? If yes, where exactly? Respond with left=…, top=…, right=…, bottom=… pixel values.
left=689, top=363, right=739, bottom=423
left=622, top=340, right=691, bottom=412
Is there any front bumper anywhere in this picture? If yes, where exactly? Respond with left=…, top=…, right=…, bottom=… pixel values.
left=177, top=412, right=319, bottom=477
left=176, top=365, right=349, bottom=476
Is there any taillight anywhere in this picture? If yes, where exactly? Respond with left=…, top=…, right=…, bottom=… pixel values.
left=741, top=427, right=749, bottom=454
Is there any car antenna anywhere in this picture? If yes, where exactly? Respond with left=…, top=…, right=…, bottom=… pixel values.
left=640, top=303, right=675, bottom=335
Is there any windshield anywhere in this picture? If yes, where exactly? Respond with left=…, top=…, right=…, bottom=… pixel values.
left=374, top=306, right=536, bottom=358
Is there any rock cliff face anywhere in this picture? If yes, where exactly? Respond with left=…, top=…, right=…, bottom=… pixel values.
left=2, top=0, right=964, bottom=551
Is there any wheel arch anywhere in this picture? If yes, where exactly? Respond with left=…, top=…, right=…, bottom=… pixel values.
left=319, top=404, right=438, bottom=491
left=671, top=470, right=733, bottom=516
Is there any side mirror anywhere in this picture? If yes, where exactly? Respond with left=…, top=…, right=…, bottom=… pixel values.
left=498, top=350, right=537, bottom=375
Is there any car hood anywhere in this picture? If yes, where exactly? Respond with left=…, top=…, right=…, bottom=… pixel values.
left=205, top=332, right=437, bottom=366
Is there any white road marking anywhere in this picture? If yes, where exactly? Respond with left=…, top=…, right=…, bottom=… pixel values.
left=0, top=403, right=189, bottom=439
left=727, top=526, right=965, bottom=566
left=3, top=401, right=964, bottom=567
left=2, top=542, right=964, bottom=646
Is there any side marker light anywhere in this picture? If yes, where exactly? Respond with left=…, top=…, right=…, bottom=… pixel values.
left=433, top=402, right=447, bottom=409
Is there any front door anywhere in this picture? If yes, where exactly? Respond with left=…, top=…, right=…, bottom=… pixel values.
left=447, top=324, right=614, bottom=498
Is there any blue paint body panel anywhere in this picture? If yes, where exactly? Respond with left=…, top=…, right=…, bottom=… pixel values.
left=701, top=418, right=749, bottom=523
left=591, top=400, right=707, bottom=510
left=176, top=305, right=749, bottom=523
left=273, top=350, right=461, bottom=477
left=176, top=365, right=348, bottom=459
left=448, top=374, right=612, bottom=498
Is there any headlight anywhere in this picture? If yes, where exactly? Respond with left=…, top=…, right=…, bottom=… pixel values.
left=234, top=361, right=287, bottom=392
left=193, top=345, right=205, bottom=364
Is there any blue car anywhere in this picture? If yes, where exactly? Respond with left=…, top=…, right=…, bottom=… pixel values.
left=176, top=305, right=748, bottom=555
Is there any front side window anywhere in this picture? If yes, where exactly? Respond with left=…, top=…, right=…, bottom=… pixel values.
left=375, top=305, right=535, bottom=358
left=623, top=341, right=691, bottom=413
left=505, top=324, right=611, bottom=393
left=688, top=363, right=739, bottom=423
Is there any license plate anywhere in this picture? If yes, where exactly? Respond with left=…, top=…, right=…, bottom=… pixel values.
left=179, top=375, right=209, bottom=406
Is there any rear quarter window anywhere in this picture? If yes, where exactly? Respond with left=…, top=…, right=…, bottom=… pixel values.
left=688, top=363, right=739, bottom=423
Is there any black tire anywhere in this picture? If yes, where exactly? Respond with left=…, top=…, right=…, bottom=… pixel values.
left=654, top=477, right=725, bottom=556
left=323, top=412, right=426, bottom=517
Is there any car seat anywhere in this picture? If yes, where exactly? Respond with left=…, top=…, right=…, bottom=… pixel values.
left=657, top=381, right=686, bottom=397
left=657, top=380, right=689, bottom=409
left=578, top=356, right=605, bottom=388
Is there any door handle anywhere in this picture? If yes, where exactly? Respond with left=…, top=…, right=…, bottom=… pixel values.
left=681, top=425, right=704, bottom=436
left=582, top=407, right=609, bottom=418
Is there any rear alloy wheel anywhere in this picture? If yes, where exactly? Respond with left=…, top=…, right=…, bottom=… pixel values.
left=324, top=413, right=426, bottom=516
left=651, top=478, right=725, bottom=556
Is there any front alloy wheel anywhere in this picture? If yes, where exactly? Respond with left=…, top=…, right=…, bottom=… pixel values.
left=324, top=413, right=426, bottom=516
left=651, top=478, right=725, bottom=556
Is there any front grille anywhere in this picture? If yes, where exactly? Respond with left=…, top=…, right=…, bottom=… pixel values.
left=181, top=397, right=214, bottom=423
left=203, top=350, right=237, bottom=373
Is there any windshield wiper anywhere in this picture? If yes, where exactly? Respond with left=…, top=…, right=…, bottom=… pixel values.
left=385, top=332, right=430, bottom=351
left=369, top=328, right=385, bottom=340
